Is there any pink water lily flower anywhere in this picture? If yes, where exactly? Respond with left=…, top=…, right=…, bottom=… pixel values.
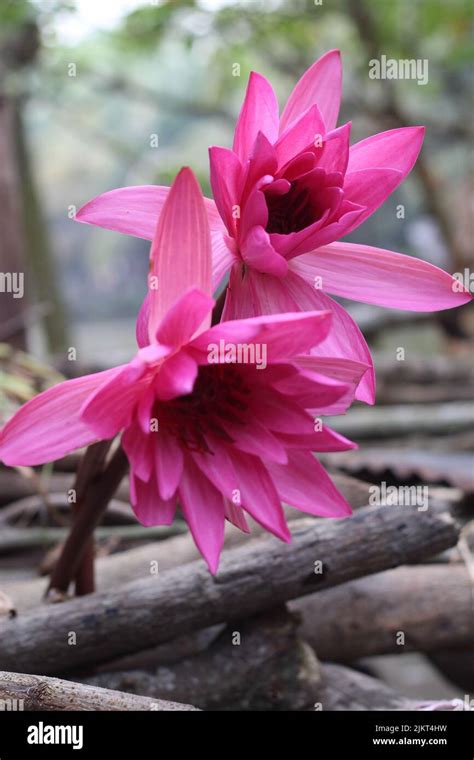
left=75, top=50, right=471, bottom=405
left=0, top=168, right=367, bottom=573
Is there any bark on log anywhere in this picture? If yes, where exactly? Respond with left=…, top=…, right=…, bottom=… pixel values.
left=0, top=671, right=198, bottom=711
left=85, top=608, right=321, bottom=711
left=1, top=471, right=373, bottom=613
left=0, top=505, right=460, bottom=675
left=290, top=565, right=474, bottom=661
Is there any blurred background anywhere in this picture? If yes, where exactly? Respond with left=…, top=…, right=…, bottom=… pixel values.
left=0, top=0, right=472, bottom=365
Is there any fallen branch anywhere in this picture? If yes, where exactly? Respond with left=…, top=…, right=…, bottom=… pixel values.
left=0, top=671, right=198, bottom=711
left=0, top=505, right=460, bottom=675
left=291, top=564, right=474, bottom=661
left=1, top=471, right=373, bottom=612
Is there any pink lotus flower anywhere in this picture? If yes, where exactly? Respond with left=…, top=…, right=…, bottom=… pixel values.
left=75, top=50, right=471, bottom=405
left=0, top=168, right=366, bottom=573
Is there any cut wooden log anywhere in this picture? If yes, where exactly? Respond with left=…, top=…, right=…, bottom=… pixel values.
left=290, top=564, right=474, bottom=661
left=0, top=505, right=460, bottom=675
left=0, top=671, right=198, bottom=710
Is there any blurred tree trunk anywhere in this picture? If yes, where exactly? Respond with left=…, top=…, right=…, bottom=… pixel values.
left=0, top=95, right=28, bottom=349
left=15, top=103, right=68, bottom=354
left=0, top=18, right=68, bottom=354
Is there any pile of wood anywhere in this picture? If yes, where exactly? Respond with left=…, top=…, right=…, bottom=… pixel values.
left=0, top=463, right=472, bottom=711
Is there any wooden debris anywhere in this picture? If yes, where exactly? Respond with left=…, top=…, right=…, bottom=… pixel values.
left=0, top=505, right=460, bottom=675
left=291, top=565, right=474, bottom=661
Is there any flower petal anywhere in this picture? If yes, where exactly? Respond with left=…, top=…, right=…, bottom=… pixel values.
left=148, top=168, right=212, bottom=339
left=341, top=168, right=403, bottom=234
left=241, top=226, right=289, bottom=277
left=156, top=288, right=214, bottom=348
left=155, top=431, right=183, bottom=500
left=154, top=351, right=199, bottom=401
left=267, top=450, right=352, bottom=517
left=283, top=270, right=376, bottom=404
left=0, top=368, right=122, bottom=466
left=280, top=49, right=342, bottom=134
left=230, top=450, right=290, bottom=541
left=179, top=456, right=225, bottom=573
left=348, top=125, right=425, bottom=175
left=233, top=71, right=279, bottom=162
left=76, top=185, right=225, bottom=238
left=209, top=146, right=242, bottom=236
left=275, top=104, right=326, bottom=169
left=130, top=471, right=176, bottom=527
left=293, top=242, right=472, bottom=310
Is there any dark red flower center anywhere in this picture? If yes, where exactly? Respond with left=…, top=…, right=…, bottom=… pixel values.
left=265, top=181, right=315, bottom=235
left=155, top=364, right=251, bottom=454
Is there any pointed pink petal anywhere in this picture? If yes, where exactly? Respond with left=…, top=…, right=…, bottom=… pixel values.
left=233, top=71, right=279, bottom=162
left=156, top=288, right=214, bottom=348
left=192, top=439, right=240, bottom=501
left=241, top=226, right=289, bottom=276
left=280, top=50, right=342, bottom=134
left=275, top=104, right=326, bottom=169
left=135, top=293, right=150, bottom=348
left=283, top=270, right=375, bottom=404
left=277, top=424, right=357, bottom=452
left=294, top=355, right=370, bottom=388
left=148, top=168, right=212, bottom=340
left=76, top=185, right=225, bottom=238
left=179, top=456, right=225, bottom=573
left=211, top=232, right=237, bottom=290
left=224, top=500, right=251, bottom=533
left=209, top=146, right=242, bottom=235
left=221, top=417, right=288, bottom=464
left=293, top=242, right=472, bottom=310
left=267, top=450, right=352, bottom=517
left=121, top=423, right=155, bottom=482
left=198, top=308, right=333, bottom=364
left=154, top=351, right=198, bottom=401
left=130, top=471, right=176, bottom=527
left=314, top=122, right=351, bottom=175
left=222, top=263, right=297, bottom=320
left=155, top=432, right=183, bottom=500
left=230, top=450, right=290, bottom=541
left=81, top=350, right=164, bottom=438
left=341, top=168, right=403, bottom=234
left=272, top=368, right=351, bottom=410
left=348, top=125, right=425, bottom=175
left=0, top=368, right=122, bottom=466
